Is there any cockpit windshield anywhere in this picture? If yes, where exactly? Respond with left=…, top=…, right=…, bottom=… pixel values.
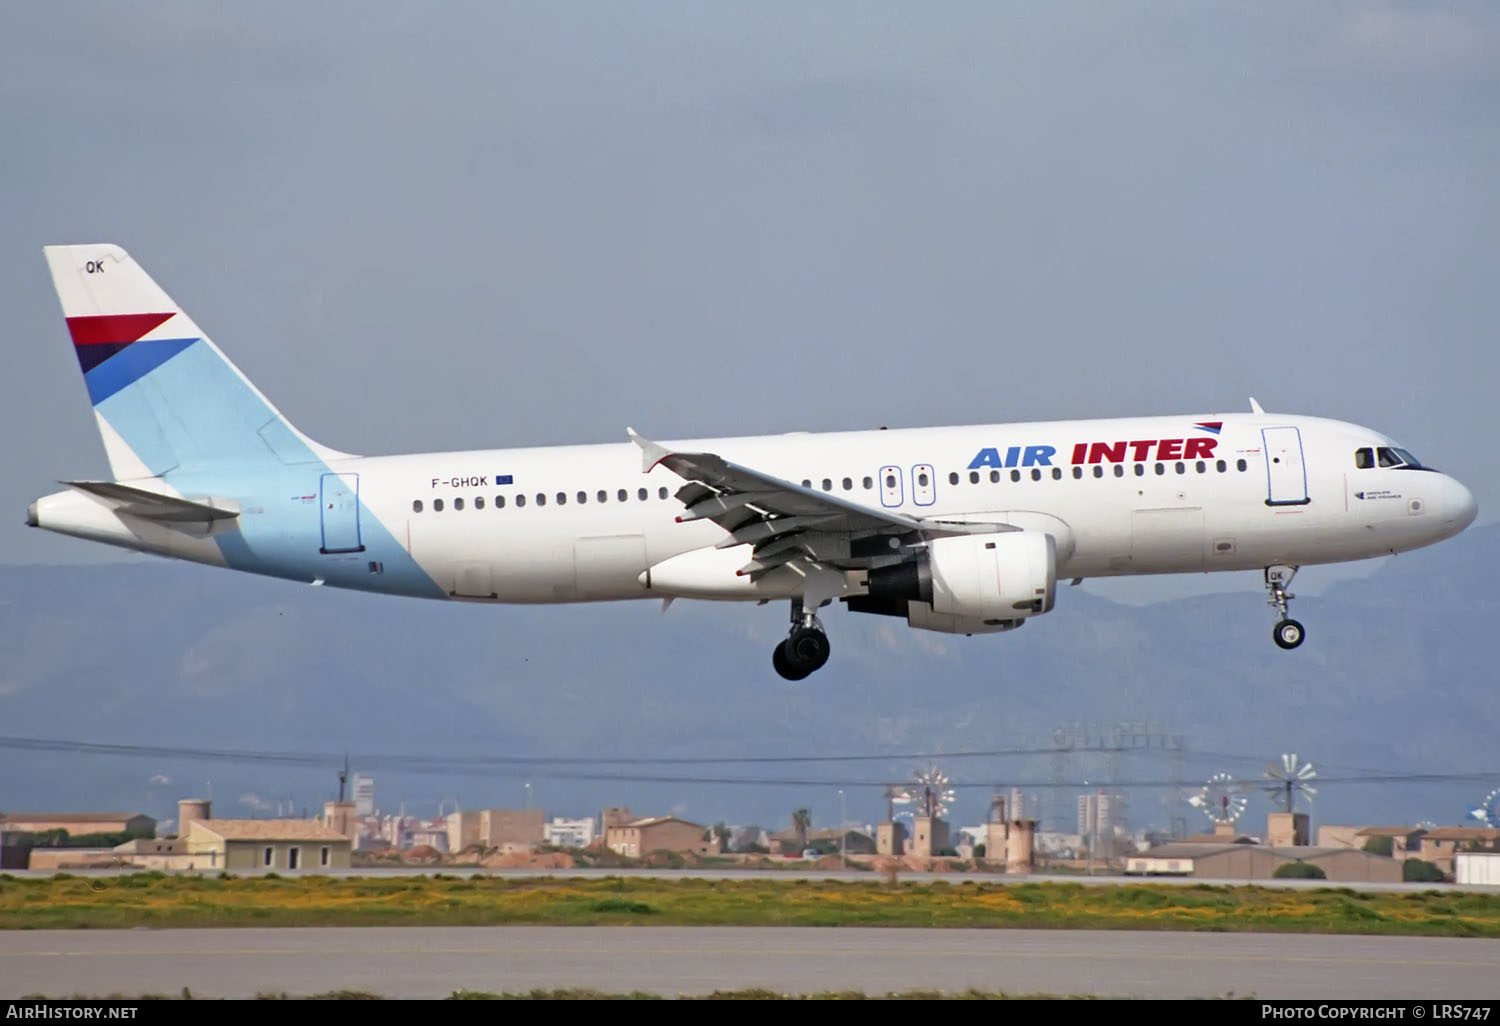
left=1356, top=446, right=1430, bottom=470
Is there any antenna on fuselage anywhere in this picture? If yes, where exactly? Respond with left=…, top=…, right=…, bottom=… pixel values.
left=1248, top=397, right=1265, bottom=414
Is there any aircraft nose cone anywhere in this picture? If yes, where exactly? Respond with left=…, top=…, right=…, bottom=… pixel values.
left=1448, top=477, right=1478, bottom=530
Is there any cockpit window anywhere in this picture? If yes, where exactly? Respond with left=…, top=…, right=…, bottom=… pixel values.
left=1354, top=447, right=1374, bottom=469
left=1391, top=448, right=1423, bottom=468
left=1373, top=446, right=1428, bottom=470
left=1377, top=447, right=1402, bottom=468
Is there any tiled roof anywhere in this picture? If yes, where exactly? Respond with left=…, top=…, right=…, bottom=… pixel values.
left=1423, top=827, right=1500, bottom=841
left=192, top=819, right=348, bottom=842
left=1354, top=826, right=1426, bottom=837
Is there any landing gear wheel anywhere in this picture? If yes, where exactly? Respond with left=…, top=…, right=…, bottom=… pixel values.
left=1273, top=618, right=1305, bottom=650
left=772, top=639, right=811, bottom=682
left=786, top=626, right=831, bottom=671
left=772, top=628, right=830, bottom=681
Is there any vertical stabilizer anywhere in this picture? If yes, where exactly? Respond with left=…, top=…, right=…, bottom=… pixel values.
left=43, top=244, right=349, bottom=480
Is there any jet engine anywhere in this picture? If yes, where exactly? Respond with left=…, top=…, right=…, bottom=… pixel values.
left=847, top=531, right=1057, bottom=635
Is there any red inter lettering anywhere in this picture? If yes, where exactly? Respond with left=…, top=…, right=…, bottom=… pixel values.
left=1128, top=439, right=1155, bottom=462
left=1088, top=441, right=1126, bottom=464
left=1070, top=443, right=1087, bottom=464
left=1157, top=438, right=1182, bottom=460
left=1184, top=437, right=1217, bottom=459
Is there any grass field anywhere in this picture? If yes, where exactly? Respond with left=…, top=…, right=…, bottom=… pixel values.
left=3, top=873, right=1499, bottom=936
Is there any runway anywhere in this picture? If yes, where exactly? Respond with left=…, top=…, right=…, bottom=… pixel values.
left=5, top=927, right=1498, bottom=999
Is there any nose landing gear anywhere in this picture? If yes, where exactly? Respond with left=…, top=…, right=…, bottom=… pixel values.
left=773, top=597, right=832, bottom=681
left=1266, top=565, right=1305, bottom=650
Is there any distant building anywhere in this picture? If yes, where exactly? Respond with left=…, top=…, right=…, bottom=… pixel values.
left=876, top=821, right=907, bottom=856
left=353, top=775, right=375, bottom=817
left=185, top=818, right=351, bottom=871
left=112, top=838, right=191, bottom=870
left=805, top=827, right=876, bottom=855
left=1456, top=852, right=1500, bottom=886
left=1077, top=792, right=1123, bottom=841
left=543, top=817, right=597, bottom=849
left=1418, top=827, right=1500, bottom=876
left=1352, top=826, right=1427, bottom=860
left=322, top=801, right=358, bottom=845
left=605, top=816, right=718, bottom=857
left=408, top=825, right=448, bottom=853
left=1266, top=812, right=1310, bottom=847
left=0, top=812, right=155, bottom=837
left=446, top=809, right=545, bottom=854
left=908, top=816, right=950, bottom=859
left=1126, top=843, right=1402, bottom=883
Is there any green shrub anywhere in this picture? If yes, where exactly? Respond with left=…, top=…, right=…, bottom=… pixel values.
left=1403, top=859, right=1446, bottom=883
left=1272, top=861, right=1326, bottom=879
left=1362, top=836, right=1395, bottom=857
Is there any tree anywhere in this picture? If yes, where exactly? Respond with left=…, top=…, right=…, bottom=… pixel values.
left=1403, top=859, right=1446, bottom=883
left=1362, top=835, right=1394, bottom=857
left=1272, top=861, right=1326, bottom=879
left=791, top=808, right=811, bottom=846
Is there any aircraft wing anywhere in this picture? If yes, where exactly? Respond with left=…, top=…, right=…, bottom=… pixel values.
left=629, top=430, right=1010, bottom=576
left=62, top=480, right=241, bottom=523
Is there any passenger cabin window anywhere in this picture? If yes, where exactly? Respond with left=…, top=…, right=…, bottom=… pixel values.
left=1355, top=447, right=1375, bottom=469
left=578, top=491, right=587, bottom=504
left=454, top=497, right=464, bottom=510
left=863, top=476, right=873, bottom=490
left=990, top=470, right=1001, bottom=483
left=496, top=495, right=506, bottom=508
left=433, top=498, right=444, bottom=512
left=556, top=492, right=566, bottom=505
left=843, top=477, right=853, bottom=491
left=516, top=495, right=526, bottom=507
left=618, top=489, right=627, bottom=502
left=475, top=496, right=485, bottom=509
left=598, top=490, right=607, bottom=503
left=412, top=500, right=423, bottom=513
left=1236, top=459, right=1248, bottom=471
left=949, top=472, right=960, bottom=486
left=536, top=493, right=546, bottom=506
left=638, top=488, right=648, bottom=501
left=1031, top=468, right=1042, bottom=482
left=659, top=487, right=669, bottom=499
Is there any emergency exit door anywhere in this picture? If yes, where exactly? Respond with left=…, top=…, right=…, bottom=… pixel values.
left=319, top=473, right=365, bottom=553
left=1262, top=427, right=1310, bottom=506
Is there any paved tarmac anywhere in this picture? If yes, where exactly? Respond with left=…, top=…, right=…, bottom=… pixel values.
left=4, top=926, right=1498, bottom=999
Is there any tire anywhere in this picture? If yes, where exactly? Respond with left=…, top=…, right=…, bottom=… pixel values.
left=772, top=639, right=811, bottom=681
left=787, top=627, right=831, bottom=673
left=1273, top=618, right=1305, bottom=650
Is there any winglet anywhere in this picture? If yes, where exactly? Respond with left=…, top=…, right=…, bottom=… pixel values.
left=627, top=427, right=672, bottom=473
left=1248, top=397, right=1265, bottom=414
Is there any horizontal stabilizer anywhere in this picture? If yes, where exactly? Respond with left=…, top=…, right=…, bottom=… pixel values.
left=62, top=480, right=240, bottom=522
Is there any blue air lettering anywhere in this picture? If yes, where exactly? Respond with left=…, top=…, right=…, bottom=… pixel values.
left=967, top=445, right=1056, bottom=470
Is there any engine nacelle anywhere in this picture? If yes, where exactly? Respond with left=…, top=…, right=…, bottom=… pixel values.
left=853, top=531, right=1056, bottom=634
left=928, top=531, right=1056, bottom=620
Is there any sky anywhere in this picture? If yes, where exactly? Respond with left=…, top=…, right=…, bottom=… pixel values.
left=3, top=2, right=1497, bottom=575
left=1, top=2, right=1497, bottom=833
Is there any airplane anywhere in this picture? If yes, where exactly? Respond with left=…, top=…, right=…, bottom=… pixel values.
left=27, top=244, right=1478, bottom=680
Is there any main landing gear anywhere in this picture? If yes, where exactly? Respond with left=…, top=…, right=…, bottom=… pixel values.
left=1265, top=565, right=1305, bottom=650
left=773, top=597, right=831, bottom=681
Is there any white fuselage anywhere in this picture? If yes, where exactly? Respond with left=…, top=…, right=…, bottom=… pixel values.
left=33, top=411, right=1475, bottom=607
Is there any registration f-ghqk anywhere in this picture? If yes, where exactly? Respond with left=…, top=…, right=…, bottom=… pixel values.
left=29, top=245, right=1478, bottom=679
